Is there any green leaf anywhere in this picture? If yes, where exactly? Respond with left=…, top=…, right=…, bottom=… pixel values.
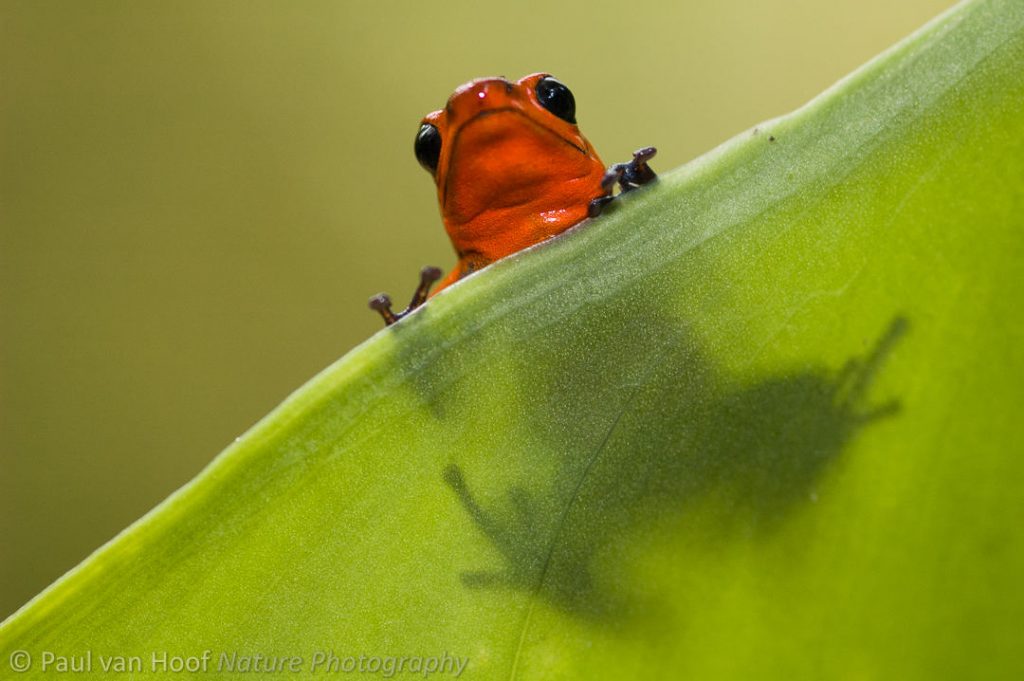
left=3, top=0, right=1022, bottom=678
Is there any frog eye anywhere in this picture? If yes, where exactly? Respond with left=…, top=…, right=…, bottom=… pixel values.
left=535, top=76, right=577, bottom=125
left=414, top=123, right=442, bottom=174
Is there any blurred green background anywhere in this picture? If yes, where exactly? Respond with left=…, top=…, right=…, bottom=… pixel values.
left=1, top=0, right=952, bottom=620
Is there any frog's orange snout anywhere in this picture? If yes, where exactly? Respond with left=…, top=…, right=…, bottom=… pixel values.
left=444, top=77, right=517, bottom=121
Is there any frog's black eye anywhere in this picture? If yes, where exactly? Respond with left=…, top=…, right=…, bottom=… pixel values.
left=414, top=123, right=442, bottom=174
left=535, top=76, right=576, bottom=125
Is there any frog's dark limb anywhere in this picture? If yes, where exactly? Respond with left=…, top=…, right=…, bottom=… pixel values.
left=616, top=146, right=658, bottom=190
left=368, top=265, right=442, bottom=326
left=587, top=146, right=658, bottom=217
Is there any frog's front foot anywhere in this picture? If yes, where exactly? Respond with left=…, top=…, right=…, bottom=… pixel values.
left=615, top=146, right=658, bottom=191
left=588, top=146, right=658, bottom=217
left=369, top=265, right=442, bottom=326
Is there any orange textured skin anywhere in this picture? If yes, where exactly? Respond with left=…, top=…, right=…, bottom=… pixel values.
left=422, top=73, right=608, bottom=292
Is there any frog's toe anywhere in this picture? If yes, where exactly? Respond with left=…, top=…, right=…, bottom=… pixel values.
left=368, top=266, right=442, bottom=327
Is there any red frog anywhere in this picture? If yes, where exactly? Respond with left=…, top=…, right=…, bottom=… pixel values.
left=370, top=73, right=656, bottom=325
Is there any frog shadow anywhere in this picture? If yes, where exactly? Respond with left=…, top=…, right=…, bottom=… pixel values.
left=441, top=298, right=909, bottom=624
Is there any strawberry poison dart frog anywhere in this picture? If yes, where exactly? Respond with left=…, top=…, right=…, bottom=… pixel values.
left=369, top=73, right=657, bottom=325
